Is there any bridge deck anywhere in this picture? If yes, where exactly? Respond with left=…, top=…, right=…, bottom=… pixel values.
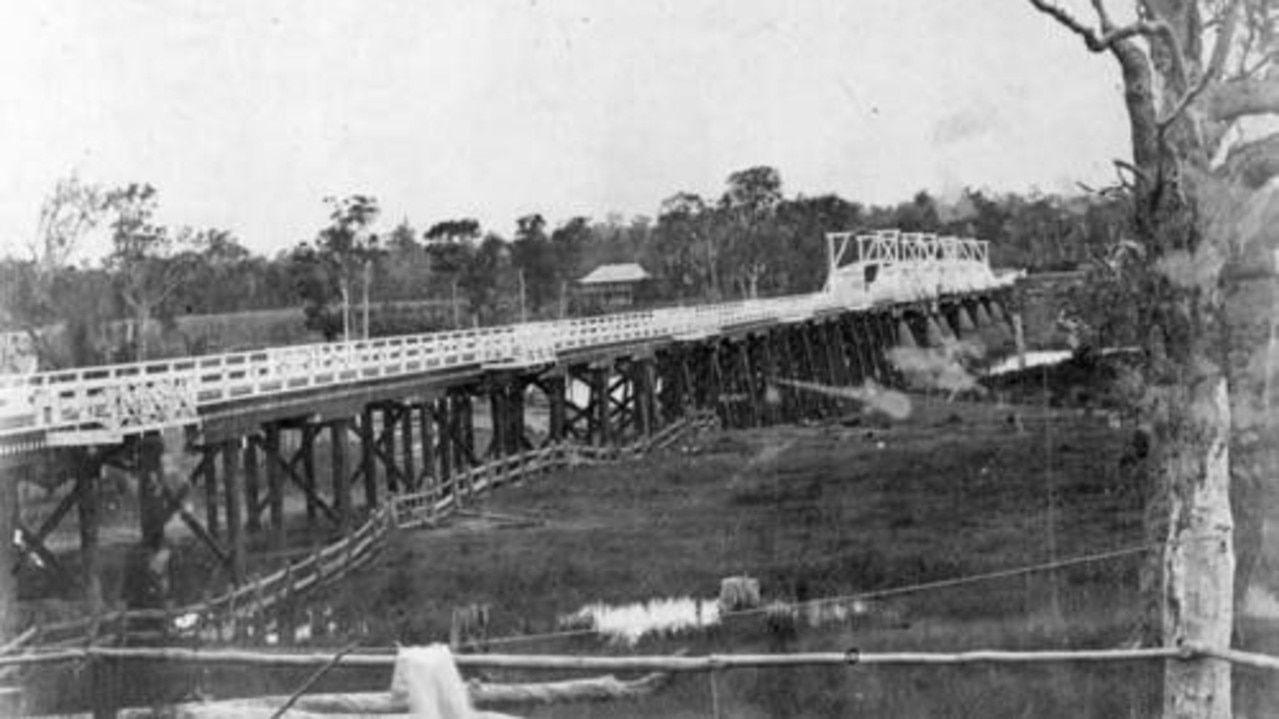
left=0, top=231, right=1017, bottom=453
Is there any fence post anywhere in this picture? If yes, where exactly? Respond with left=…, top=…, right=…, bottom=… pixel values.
left=252, top=577, right=266, bottom=641
left=709, top=668, right=722, bottom=719
left=88, top=651, right=116, bottom=719
left=228, top=588, right=240, bottom=642
left=282, top=562, right=297, bottom=645
left=343, top=536, right=355, bottom=582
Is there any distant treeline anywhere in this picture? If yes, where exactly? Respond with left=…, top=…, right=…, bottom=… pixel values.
left=0, top=166, right=1130, bottom=368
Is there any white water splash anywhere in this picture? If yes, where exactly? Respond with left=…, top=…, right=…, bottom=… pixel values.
left=560, top=597, right=721, bottom=646
left=888, top=339, right=986, bottom=396
left=984, top=350, right=1072, bottom=376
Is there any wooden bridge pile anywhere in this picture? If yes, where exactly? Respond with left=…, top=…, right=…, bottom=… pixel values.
left=19, top=412, right=717, bottom=650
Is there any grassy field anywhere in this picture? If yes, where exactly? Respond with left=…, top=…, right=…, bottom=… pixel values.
left=299, top=395, right=1175, bottom=717
left=18, top=363, right=1279, bottom=715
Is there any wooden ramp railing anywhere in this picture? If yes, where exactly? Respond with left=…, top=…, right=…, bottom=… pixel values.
left=23, top=412, right=719, bottom=649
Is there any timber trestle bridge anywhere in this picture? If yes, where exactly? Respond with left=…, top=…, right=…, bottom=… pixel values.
left=0, top=230, right=1022, bottom=647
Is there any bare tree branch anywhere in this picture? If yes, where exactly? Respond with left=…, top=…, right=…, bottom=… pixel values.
left=1205, top=0, right=1242, bottom=81
left=1115, top=158, right=1152, bottom=186
left=1222, top=132, right=1279, bottom=188
left=1205, top=77, right=1279, bottom=121
left=1186, top=0, right=1245, bottom=153
left=1159, top=70, right=1215, bottom=128
left=1028, top=0, right=1162, bottom=170
left=1090, top=0, right=1118, bottom=30
left=1237, top=50, right=1277, bottom=79
left=29, top=176, right=106, bottom=271
left=1130, top=1, right=1214, bottom=104
left=1029, top=0, right=1169, bottom=54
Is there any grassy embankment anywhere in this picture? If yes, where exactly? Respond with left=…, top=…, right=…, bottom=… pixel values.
left=24, top=353, right=1279, bottom=715
left=305, top=394, right=1159, bottom=717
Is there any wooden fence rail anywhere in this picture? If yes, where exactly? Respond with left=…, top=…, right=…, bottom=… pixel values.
left=390, top=412, right=715, bottom=531
left=18, top=412, right=718, bottom=649
left=3, top=642, right=1269, bottom=673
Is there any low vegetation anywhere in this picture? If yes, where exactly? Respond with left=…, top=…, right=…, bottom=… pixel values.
left=308, top=394, right=1161, bottom=717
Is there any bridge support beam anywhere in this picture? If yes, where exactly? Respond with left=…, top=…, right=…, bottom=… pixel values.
left=199, top=448, right=219, bottom=540
left=434, top=389, right=476, bottom=484
left=640, top=357, right=658, bottom=436
left=381, top=406, right=399, bottom=494
left=925, top=313, right=947, bottom=347
left=988, top=297, right=1008, bottom=326
left=466, top=394, right=478, bottom=470
left=822, top=321, right=850, bottom=390
left=263, top=424, right=285, bottom=553
left=359, top=407, right=377, bottom=511
left=591, top=364, right=612, bottom=447
left=0, top=456, right=18, bottom=647
left=306, top=423, right=322, bottom=518
left=138, top=433, right=168, bottom=553
left=543, top=373, right=568, bottom=444
left=489, top=376, right=529, bottom=457
left=812, top=323, right=841, bottom=416
left=435, top=397, right=453, bottom=497
left=330, top=420, right=352, bottom=533
left=774, top=331, right=796, bottom=422
left=895, top=316, right=918, bottom=351
left=419, top=404, right=439, bottom=491
left=869, top=312, right=898, bottom=385
left=837, top=315, right=866, bottom=387
left=954, top=303, right=977, bottom=336
left=973, top=300, right=993, bottom=328
left=510, top=380, right=528, bottom=452
left=790, top=328, right=816, bottom=418
left=743, top=337, right=766, bottom=427
left=76, top=451, right=102, bottom=613
left=223, top=440, right=246, bottom=584
left=400, top=406, right=415, bottom=492
left=244, top=440, right=261, bottom=534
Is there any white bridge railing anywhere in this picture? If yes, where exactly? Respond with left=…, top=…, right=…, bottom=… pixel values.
left=826, top=230, right=991, bottom=268
left=0, top=231, right=1013, bottom=447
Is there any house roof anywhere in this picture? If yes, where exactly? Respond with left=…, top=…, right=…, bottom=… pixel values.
left=577, top=263, right=651, bottom=285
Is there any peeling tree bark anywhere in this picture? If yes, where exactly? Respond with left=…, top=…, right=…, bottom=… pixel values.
left=1027, top=2, right=1252, bottom=715
left=1156, top=374, right=1234, bottom=718
left=1225, top=273, right=1277, bottom=642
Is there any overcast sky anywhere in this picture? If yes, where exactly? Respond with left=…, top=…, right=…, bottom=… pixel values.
left=0, top=1, right=1129, bottom=260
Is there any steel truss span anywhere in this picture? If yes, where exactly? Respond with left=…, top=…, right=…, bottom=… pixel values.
left=0, top=230, right=1014, bottom=449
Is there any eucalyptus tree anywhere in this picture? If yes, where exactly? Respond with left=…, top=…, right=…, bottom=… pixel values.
left=314, top=195, right=381, bottom=341
left=105, top=184, right=206, bottom=361
left=1029, top=1, right=1279, bottom=714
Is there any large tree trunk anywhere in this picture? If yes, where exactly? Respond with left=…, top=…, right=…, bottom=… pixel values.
left=1153, top=371, right=1234, bottom=718
left=1027, top=0, right=1279, bottom=714
left=1225, top=274, right=1276, bottom=643
left=1138, top=172, right=1237, bottom=716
